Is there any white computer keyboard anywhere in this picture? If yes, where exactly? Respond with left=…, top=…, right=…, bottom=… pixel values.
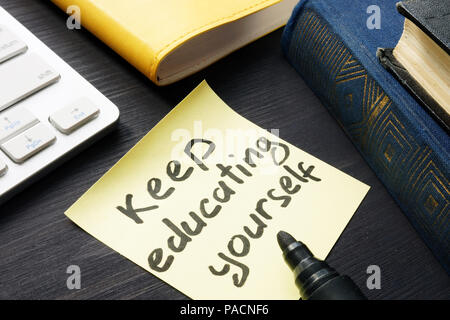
left=0, top=7, right=120, bottom=204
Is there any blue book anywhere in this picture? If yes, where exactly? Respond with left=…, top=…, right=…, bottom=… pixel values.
left=282, top=0, right=449, bottom=272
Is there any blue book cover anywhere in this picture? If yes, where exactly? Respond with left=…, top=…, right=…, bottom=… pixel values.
left=282, top=0, right=449, bottom=272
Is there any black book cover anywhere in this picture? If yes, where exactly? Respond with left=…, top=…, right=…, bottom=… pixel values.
left=378, top=0, right=450, bottom=132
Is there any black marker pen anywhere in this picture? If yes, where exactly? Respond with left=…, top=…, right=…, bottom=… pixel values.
left=277, top=231, right=367, bottom=300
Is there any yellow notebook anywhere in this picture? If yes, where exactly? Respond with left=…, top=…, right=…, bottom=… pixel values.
left=51, top=0, right=297, bottom=85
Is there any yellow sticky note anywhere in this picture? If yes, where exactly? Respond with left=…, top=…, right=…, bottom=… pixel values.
left=65, top=81, right=370, bottom=299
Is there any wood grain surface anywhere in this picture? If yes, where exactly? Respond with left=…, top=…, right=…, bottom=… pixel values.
left=0, top=0, right=448, bottom=300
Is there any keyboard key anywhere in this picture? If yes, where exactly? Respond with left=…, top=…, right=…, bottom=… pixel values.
left=0, top=107, right=38, bottom=144
left=1, top=123, right=56, bottom=163
left=0, top=25, right=27, bottom=63
left=0, top=53, right=60, bottom=111
left=0, top=159, right=7, bottom=176
left=49, top=98, right=100, bottom=134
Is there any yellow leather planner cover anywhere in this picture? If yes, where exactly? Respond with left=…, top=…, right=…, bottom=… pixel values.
left=51, top=0, right=297, bottom=85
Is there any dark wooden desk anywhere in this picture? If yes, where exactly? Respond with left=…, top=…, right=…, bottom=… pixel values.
left=0, top=0, right=448, bottom=300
